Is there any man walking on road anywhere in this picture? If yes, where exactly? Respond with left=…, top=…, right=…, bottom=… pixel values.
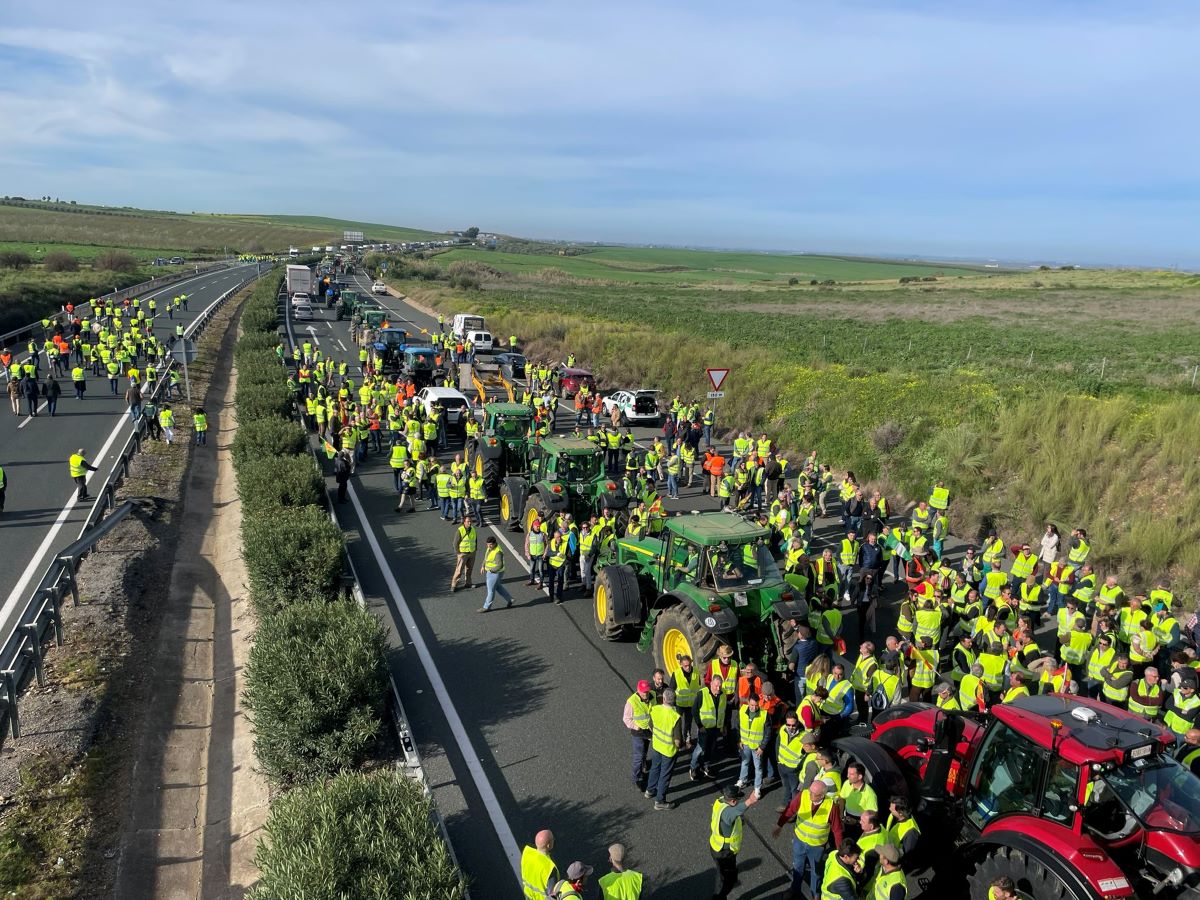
left=69, top=448, right=98, bottom=501
left=623, top=680, right=654, bottom=792
left=478, top=536, right=514, bottom=612
left=520, top=829, right=558, bottom=900
left=710, top=784, right=759, bottom=899
left=646, top=688, right=682, bottom=810
left=598, top=843, right=644, bottom=899
left=159, top=404, right=175, bottom=444
left=450, top=515, right=477, bottom=592
left=21, top=374, right=39, bottom=417
left=125, top=382, right=143, bottom=424
left=42, top=373, right=61, bottom=416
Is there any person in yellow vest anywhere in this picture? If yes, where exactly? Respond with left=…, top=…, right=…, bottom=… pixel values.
left=520, top=829, right=558, bottom=900
left=159, top=403, right=175, bottom=444
left=1102, top=654, right=1135, bottom=709
left=671, top=654, right=700, bottom=749
left=735, top=693, right=769, bottom=796
left=1176, top=729, right=1200, bottom=777
left=989, top=875, right=1019, bottom=900
left=773, top=779, right=835, bottom=898
left=478, top=536, right=513, bottom=613
left=624, top=679, right=654, bottom=790
left=1002, top=671, right=1031, bottom=703
left=598, top=843, right=643, bottom=900
left=691, top=676, right=727, bottom=781
left=874, top=843, right=909, bottom=900
left=1059, top=618, right=1094, bottom=685
left=192, top=406, right=208, bottom=446
left=646, top=688, right=682, bottom=809
left=1163, top=677, right=1200, bottom=739
left=450, top=515, right=477, bottom=592
left=68, top=448, right=99, bottom=501
left=710, top=784, right=759, bottom=899
left=1127, top=666, right=1164, bottom=721
left=550, top=861, right=592, bottom=899
left=820, top=838, right=861, bottom=900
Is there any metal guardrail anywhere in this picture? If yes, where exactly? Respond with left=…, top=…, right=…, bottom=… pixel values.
left=278, top=282, right=467, bottom=890
left=0, top=259, right=237, bottom=351
left=0, top=264, right=272, bottom=746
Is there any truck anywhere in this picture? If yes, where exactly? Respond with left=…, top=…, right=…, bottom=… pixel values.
left=842, top=695, right=1200, bottom=899
left=286, top=264, right=313, bottom=298
left=497, top=435, right=629, bottom=539
left=452, top=313, right=486, bottom=340
left=458, top=355, right=523, bottom=405
left=590, top=513, right=807, bottom=674
left=464, top=402, right=534, bottom=494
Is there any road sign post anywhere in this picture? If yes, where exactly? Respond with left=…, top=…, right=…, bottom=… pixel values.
left=705, top=368, right=730, bottom=431
left=171, top=339, right=198, bottom=403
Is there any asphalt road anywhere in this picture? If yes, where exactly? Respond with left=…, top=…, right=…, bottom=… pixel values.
left=0, top=263, right=263, bottom=644
left=285, top=273, right=951, bottom=899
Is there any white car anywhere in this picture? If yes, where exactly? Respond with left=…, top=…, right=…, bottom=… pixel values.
left=417, top=386, right=471, bottom=437
left=290, top=291, right=311, bottom=307
left=371, top=281, right=388, bottom=295
left=603, top=389, right=663, bottom=425
left=293, top=302, right=314, bottom=321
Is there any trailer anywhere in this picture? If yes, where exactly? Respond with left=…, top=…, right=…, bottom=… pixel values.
left=459, top=355, right=525, bottom=405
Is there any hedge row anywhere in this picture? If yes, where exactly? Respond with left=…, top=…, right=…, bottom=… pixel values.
left=231, top=273, right=463, bottom=892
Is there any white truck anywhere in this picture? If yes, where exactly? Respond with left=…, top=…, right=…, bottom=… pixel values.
left=452, top=313, right=486, bottom=340
left=286, top=264, right=313, bottom=298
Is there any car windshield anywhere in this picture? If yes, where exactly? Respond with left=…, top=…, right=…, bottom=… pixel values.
left=382, top=332, right=405, bottom=345
left=559, top=453, right=601, bottom=482
left=706, top=541, right=781, bottom=591
left=1103, top=757, right=1200, bottom=835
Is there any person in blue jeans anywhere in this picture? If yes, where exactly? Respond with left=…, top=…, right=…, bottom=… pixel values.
left=477, top=537, right=513, bottom=612
left=773, top=780, right=833, bottom=897
left=735, top=695, right=768, bottom=794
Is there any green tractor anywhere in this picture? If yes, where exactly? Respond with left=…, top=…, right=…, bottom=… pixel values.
left=592, top=513, right=808, bottom=679
left=498, top=435, right=629, bottom=534
left=335, top=289, right=359, bottom=320
left=465, top=402, right=534, bottom=495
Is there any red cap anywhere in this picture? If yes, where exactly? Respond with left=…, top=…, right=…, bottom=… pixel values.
left=637, top=680, right=651, bottom=693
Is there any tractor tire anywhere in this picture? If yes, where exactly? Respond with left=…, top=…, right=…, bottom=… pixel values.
left=473, top=448, right=485, bottom=478
left=482, top=456, right=503, bottom=495
left=524, top=493, right=550, bottom=535
left=593, top=564, right=640, bottom=641
left=968, top=846, right=1078, bottom=900
left=498, top=480, right=523, bottom=530
left=652, top=603, right=722, bottom=679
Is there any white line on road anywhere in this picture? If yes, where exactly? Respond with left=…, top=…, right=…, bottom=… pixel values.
left=347, top=483, right=523, bottom=886
left=336, top=339, right=347, bottom=352
left=16, top=401, right=48, bottom=428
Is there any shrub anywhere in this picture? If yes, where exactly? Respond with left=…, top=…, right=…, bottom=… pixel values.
left=788, top=276, right=799, bottom=285
left=242, top=506, right=344, bottom=615
left=42, top=250, right=79, bottom=272
left=243, top=601, right=388, bottom=785
left=232, top=418, right=308, bottom=469
left=250, top=771, right=466, bottom=899
left=235, top=379, right=293, bottom=422
left=0, top=251, right=32, bottom=269
left=870, top=421, right=907, bottom=455
left=94, top=250, right=138, bottom=273
left=237, top=455, right=323, bottom=512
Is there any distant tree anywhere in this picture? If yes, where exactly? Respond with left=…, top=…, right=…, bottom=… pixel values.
left=43, top=250, right=80, bottom=272
left=788, top=276, right=799, bottom=285
left=464, top=226, right=480, bottom=239
left=0, top=250, right=32, bottom=269
left=94, top=250, right=138, bottom=273
left=1038, top=264, right=1051, bottom=271
left=1059, top=265, right=1076, bottom=271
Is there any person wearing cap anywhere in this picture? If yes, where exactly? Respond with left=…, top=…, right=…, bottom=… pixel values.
left=597, top=843, right=643, bottom=900
left=873, top=843, right=908, bottom=900
left=690, top=675, right=727, bottom=781
left=645, top=688, right=682, bottom=810
left=1175, top=728, right=1200, bottom=776
left=820, top=838, right=860, bottom=900
left=623, top=680, right=654, bottom=792
left=551, top=861, right=592, bottom=899
left=774, top=778, right=838, bottom=898
left=709, top=784, right=760, bottom=899
left=520, top=829, right=558, bottom=900
left=1163, top=676, right=1200, bottom=739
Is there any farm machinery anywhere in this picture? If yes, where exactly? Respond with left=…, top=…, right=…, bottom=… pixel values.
left=497, top=436, right=629, bottom=535
left=464, top=402, right=534, bottom=494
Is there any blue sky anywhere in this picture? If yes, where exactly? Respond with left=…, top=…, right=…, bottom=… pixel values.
left=1, top=1, right=1196, bottom=265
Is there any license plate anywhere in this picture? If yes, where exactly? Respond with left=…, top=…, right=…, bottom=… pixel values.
left=734, top=592, right=748, bottom=607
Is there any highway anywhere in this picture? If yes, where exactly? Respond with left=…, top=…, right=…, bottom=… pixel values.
left=0, top=263, right=263, bottom=646
left=286, top=273, right=929, bottom=898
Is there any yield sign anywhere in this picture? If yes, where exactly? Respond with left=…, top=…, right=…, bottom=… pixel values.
left=706, top=368, right=730, bottom=392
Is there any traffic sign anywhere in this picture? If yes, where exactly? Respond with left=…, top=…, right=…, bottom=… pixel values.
left=707, top=391, right=725, bottom=399
left=706, top=368, right=730, bottom=391
left=170, top=339, right=197, bottom=364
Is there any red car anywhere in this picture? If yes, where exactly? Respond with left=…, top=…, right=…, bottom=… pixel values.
left=555, top=365, right=596, bottom=398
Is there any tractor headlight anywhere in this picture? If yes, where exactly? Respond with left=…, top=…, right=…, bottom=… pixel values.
left=1167, top=867, right=1185, bottom=887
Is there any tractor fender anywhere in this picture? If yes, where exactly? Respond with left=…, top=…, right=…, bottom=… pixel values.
left=535, top=484, right=569, bottom=513
left=599, top=487, right=629, bottom=511
left=654, top=592, right=738, bottom=635
left=972, top=820, right=1124, bottom=900
left=832, top=736, right=914, bottom=806
left=478, top=440, right=504, bottom=460
left=771, top=598, right=810, bottom=622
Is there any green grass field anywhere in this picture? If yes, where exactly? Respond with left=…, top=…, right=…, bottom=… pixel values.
left=0, top=241, right=187, bottom=262
left=0, top=201, right=442, bottom=255
left=431, top=246, right=994, bottom=284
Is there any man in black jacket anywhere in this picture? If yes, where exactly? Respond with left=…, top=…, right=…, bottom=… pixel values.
left=21, top=375, right=39, bottom=417
left=43, top=375, right=62, bottom=416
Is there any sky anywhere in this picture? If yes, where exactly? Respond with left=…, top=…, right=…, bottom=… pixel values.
left=1, top=1, right=1197, bottom=265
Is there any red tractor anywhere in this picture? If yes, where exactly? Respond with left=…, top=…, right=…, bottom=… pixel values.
left=836, top=694, right=1200, bottom=899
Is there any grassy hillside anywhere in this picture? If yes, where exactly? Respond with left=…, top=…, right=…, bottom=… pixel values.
left=383, top=261, right=1200, bottom=590
left=0, top=200, right=441, bottom=255
left=430, top=246, right=992, bottom=285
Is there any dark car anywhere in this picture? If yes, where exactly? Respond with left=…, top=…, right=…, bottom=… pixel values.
left=494, top=352, right=527, bottom=381
left=555, top=365, right=596, bottom=398
left=169, top=256, right=185, bottom=265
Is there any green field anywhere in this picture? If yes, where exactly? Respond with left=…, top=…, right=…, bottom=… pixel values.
left=0, top=240, right=188, bottom=262
left=0, top=200, right=442, bottom=255
left=387, top=263, right=1200, bottom=587
left=431, top=246, right=993, bottom=284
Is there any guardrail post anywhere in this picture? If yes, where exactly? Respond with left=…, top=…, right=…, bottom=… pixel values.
left=21, top=624, right=45, bottom=687
left=58, top=559, right=81, bottom=607
left=2, top=671, right=19, bottom=739
left=44, top=587, right=65, bottom=645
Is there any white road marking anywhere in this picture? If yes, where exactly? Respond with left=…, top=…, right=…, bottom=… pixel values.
left=348, top=483, right=523, bottom=886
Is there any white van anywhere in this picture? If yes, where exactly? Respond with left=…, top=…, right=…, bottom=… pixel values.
left=452, top=313, right=485, bottom=339
left=465, top=330, right=494, bottom=352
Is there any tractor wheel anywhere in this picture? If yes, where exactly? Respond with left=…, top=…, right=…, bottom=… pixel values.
left=498, top=480, right=523, bottom=529
left=524, top=493, right=550, bottom=535
left=968, top=846, right=1077, bottom=900
left=652, top=603, right=721, bottom=679
left=473, top=450, right=485, bottom=478
left=482, top=456, right=503, bottom=495
left=593, top=564, right=640, bottom=641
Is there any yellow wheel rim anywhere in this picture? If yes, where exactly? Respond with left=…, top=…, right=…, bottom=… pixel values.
left=475, top=454, right=483, bottom=476
left=661, top=628, right=692, bottom=676
left=596, top=584, right=608, bottom=624
left=526, top=505, right=539, bottom=533
left=500, top=494, right=510, bottom=521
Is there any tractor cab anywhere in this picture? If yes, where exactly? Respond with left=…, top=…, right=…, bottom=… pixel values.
left=533, top=440, right=604, bottom=485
